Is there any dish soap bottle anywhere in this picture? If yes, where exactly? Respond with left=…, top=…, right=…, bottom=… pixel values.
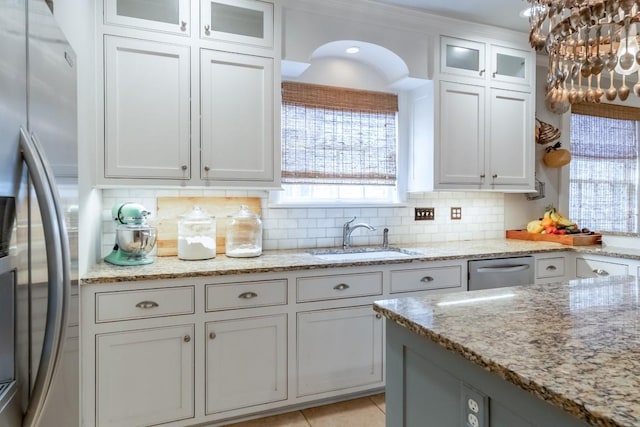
left=178, top=206, right=216, bottom=260
left=225, top=205, right=262, bottom=258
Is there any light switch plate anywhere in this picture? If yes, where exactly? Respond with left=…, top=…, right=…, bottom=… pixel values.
left=415, top=207, right=434, bottom=221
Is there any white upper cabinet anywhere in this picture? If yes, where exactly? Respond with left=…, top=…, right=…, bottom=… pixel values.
left=104, top=0, right=191, bottom=35
left=440, top=36, right=533, bottom=88
left=200, top=0, right=274, bottom=49
left=103, top=36, right=191, bottom=180
left=200, top=49, right=275, bottom=182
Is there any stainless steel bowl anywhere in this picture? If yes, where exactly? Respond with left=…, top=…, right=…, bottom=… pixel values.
left=116, top=225, right=157, bottom=256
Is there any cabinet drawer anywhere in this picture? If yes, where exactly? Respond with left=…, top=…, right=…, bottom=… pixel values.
left=576, top=258, right=628, bottom=278
left=390, top=265, right=462, bottom=293
left=536, top=257, right=565, bottom=279
left=96, top=286, right=194, bottom=323
left=206, top=279, right=287, bottom=311
left=296, top=272, right=383, bottom=302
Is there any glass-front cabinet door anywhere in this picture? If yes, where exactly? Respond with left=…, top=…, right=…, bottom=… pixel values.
left=490, top=45, right=533, bottom=87
left=440, top=36, right=486, bottom=79
left=200, top=0, right=273, bottom=49
left=104, top=0, right=190, bottom=35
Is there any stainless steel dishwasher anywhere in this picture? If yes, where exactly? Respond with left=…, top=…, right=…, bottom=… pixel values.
left=468, top=256, right=535, bottom=290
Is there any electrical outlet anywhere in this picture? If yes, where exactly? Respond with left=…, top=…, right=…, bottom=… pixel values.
left=451, top=207, right=462, bottom=220
left=415, top=207, right=434, bottom=221
left=461, top=383, right=488, bottom=427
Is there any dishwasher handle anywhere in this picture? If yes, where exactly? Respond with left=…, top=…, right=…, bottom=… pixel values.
left=475, top=264, right=530, bottom=273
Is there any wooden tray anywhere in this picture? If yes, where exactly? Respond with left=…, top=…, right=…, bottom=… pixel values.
left=156, top=197, right=262, bottom=256
left=506, top=229, right=602, bottom=246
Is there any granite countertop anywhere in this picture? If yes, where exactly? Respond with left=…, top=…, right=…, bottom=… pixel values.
left=374, top=275, right=640, bottom=427
left=82, top=239, right=574, bottom=284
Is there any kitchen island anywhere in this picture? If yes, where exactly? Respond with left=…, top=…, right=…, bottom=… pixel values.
left=374, top=275, right=640, bottom=427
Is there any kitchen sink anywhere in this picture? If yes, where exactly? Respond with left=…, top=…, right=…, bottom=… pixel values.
left=308, top=247, right=423, bottom=261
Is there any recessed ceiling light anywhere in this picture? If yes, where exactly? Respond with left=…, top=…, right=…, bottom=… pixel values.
left=345, top=46, right=360, bottom=54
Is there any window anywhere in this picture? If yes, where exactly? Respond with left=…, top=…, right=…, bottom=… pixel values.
left=569, top=103, right=640, bottom=233
left=278, top=82, right=399, bottom=204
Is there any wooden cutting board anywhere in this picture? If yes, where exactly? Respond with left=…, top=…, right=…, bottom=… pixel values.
left=506, top=229, right=602, bottom=246
left=156, top=197, right=262, bottom=256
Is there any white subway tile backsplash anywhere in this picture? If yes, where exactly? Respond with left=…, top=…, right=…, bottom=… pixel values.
left=99, top=189, right=506, bottom=257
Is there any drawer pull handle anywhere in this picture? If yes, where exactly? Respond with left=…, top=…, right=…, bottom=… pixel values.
left=375, top=314, right=382, bottom=319
left=546, top=265, right=557, bottom=271
left=183, top=335, right=191, bottom=343
left=420, top=276, right=434, bottom=283
left=333, top=283, right=350, bottom=291
left=593, top=269, right=609, bottom=276
left=238, top=291, right=258, bottom=299
left=135, top=301, right=159, bottom=309
left=209, top=332, right=216, bottom=340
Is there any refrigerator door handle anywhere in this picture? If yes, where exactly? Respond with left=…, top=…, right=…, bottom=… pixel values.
left=19, top=128, right=70, bottom=427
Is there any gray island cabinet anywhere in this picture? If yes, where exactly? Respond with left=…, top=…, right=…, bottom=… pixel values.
left=374, top=276, right=640, bottom=427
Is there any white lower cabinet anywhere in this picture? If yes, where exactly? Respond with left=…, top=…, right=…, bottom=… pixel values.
left=296, top=306, right=383, bottom=396
left=95, top=324, right=195, bottom=427
left=205, top=314, right=287, bottom=414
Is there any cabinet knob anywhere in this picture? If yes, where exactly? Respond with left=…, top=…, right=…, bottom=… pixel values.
left=479, top=69, right=486, bottom=76
left=204, top=165, right=211, bottom=172
left=546, top=265, right=557, bottom=271
left=135, top=301, right=159, bottom=309
left=238, top=291, right=258, bottom=299
left=181, top=165, right=188, bottom=171
left=480, top=174, right=486, bottom=179
left=180, top=21, right=187, bottom=31
left=333, top=283, right=350, bottom=291
left=593, top=269, right=609, bottom=276
left=375, top=314, right=382, bottom=319
left=183, top=335, right=191, bottom=343
left=420, top=276, right=434, bottom=283
left=492, top=71, right=497, bottom=78
left=204, top=24, right=211, bottom=35
left=492, top=174, right=498, bottom=179
left=209, top=332, right=216, bottom=340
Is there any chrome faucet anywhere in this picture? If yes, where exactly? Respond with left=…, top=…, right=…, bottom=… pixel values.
left=343, top=217, right=376, bottom=249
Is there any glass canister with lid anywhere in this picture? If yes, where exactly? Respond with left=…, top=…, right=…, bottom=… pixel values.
left=178, top=206, right=216, bottom=260
left=225, top=205, right=262, bottom=257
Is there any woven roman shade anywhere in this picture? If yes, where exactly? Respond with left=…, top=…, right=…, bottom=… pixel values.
left=281, top=82, right=398, bottom=185
left=569, top=104, right=639, bottom=232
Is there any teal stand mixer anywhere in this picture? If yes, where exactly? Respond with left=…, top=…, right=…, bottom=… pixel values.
left=104, top=203, right=158, bottom=266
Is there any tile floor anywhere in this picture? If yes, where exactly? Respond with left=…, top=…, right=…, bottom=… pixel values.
left=224, top=394, right=385, bottom=427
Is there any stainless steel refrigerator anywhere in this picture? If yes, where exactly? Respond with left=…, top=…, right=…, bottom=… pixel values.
left=0, top=0, right=78, bottom=426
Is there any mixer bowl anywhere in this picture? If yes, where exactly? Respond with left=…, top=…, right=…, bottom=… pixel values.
left=116, top=225, right=157, bottom=257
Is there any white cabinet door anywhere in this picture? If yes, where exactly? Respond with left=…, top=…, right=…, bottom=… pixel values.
left=104, top=36, right=191, bottom=180
left=205, top=314, right=287, bottom=414
left=200, top=0, right=274, bottom=48
left=95, top=324, right=194, bottom=427
left=297, top=306, right=383, bottom=397
left=104, top=0, right=191, bottom=35
left=487, top=88, right=533, bottom=188
left=200, top=49, right=274, bottom=182
left=440, top=36, right=486, bottom=80
left=576, top=257, right=629, bottom=279
left=437, top=81, right=485, bottom=185
left=490, top=44, right=533, bottom=87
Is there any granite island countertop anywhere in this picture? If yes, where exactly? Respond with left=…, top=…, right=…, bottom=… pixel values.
left=374, top=275, right=640, bottom=427
left=83, top=238, right=575, bottom=284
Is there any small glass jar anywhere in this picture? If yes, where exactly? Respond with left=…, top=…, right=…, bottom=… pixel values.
left=178, top=206, right=216, bottom=260
left=225, top=205, right=262, bottom=258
